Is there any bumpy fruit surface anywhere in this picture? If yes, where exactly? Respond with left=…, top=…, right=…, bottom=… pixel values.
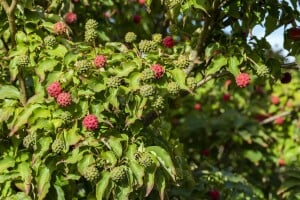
left=44, top=35, right=57, bottom=48
left=256, top=64, right=269, bottom=77
left=140, top=68, right=155, bottom=82
left=152, top=95, right=165, bottom=110
left=175, top=55, right=189, bottom=68
left=51, top=138, right=64, bottom=153
left=140, top=84, right=155, bottom=97
left=186, top=77, right=197, bottom=90
left=125, top=32, right=137, bottom=43
left=152, top=33, right=162, bottom=43
left=110, top=166, right=127, bottom=182
left=135, top=152, right=153, bottom=168
left=65, top=12, right=77, bottom=24
left=138, top=40, right=156, bottom=52
left=23, top=133, right=37, bottom=148
left=106, top=77, right=122, bottom=88
left=47, top=82, right=62, bottom=98
left=84, top=29, right=97, bottom=43
left=162, top=36, right=174, bottom=48
left=167, top=82, right=180, bottom=95
left=57, top=92, right=72, bottom=107
left=83, top=114, right=99, bottom=131
left=151, top=64, right=164, bottom=79
left=53, top=22, right=66, bottom=35
left=17, top=55, right=30, bottom=68
left=94, top=55, right=107, bottom=68
left=83, top=165, right=100, bottom=182
left=85, top=19, right=98, bottom=30
left=235, top=73, right=251, bottom=88
left=133, top=15, right=141, bottom=24
left=60, top=111, right=73, bottom=124
left=281, top=72, right=292, bottom=84
left=75, top=60, right=90, bottom=75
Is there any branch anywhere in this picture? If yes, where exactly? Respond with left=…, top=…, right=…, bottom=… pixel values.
left=259, top=111, right=291, bottom=125
left=17, top=72, right=27, bottom=106
left=0, top=0, right=9, bottom=12
left=196, top=71, right=230, bottom=88
left=0, top=0, right=17, bottom=48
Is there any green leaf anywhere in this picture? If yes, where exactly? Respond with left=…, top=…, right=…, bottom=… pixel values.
left=37, top=166, right=51, bottom=200
left=191, top=0, right=210, bottom=13
left=36, top=59, right=59, bottom=82
left=170, top=68, right=189, bottom=90
left=126, top=144, right=145, bottom=187
left=144, top=164, right=156, bottom=197
left=101, top=151, right=117, bottom=168
left=65, top=148, right=84, bottom=164
left=146, top=146, right=176, bottom=181
left=9, top=104, right=41, bottom=136
left=0, top=85, right=20, bottom=99
left=96, top=171, right=111, bottom=200
left=0, top=156, right=15, bottom=172
left=243, top=150, right=263, bottom=163
left=227, top=56, right=241, bottom=76
left=15, top=31, right=28, bottom=44
left=17, top=162, right=32, bottom=194
left=107, top=136, right=123, bottom=158
left=54, top=185, right=65, bottom=200
left=207, top=55, right=227, bottom=74
left=155, top=170, right=166, bottom=200
left=46, top=44, right=68, bottom=58
left=77, top=154, right=95, bottom=175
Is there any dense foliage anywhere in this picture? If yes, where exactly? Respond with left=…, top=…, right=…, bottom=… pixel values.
left=0, top=0, right=300, bottom=199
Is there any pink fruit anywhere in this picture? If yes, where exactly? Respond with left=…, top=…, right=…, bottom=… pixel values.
left=162, top=36, right=174, bottom=48
left=47, top=82, right=62, bottom=98
left=53, top=22, right=66, bottom=35
left=275, top=117, right=284, bottom=125
left=65, top=12, right=77, bottom=24
left=57, top=92, right=72, bottom=107
left=235, top=73, right=251, bottom=88
left=83, top=114, right=99, bottom=131
left=271, top=96, right=280, bottom=105
left=279, top=158, right=285, bottom=167
left=209, top=190, right=220, bottom=200
left=223, top=93, right=230, bottom=101
left=138, top=0, right=146, bottom=5
left=94, top=55, right=107, bottom=68
left=151, top=64, right=165, bottom=79
left=194, top=103, right=201, bottom=111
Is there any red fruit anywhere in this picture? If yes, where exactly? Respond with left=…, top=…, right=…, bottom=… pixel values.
left=83, top=114, right=99, bottom=131
left=94, top=55, right=107, bottom=68
left=223, top=93, right=230, bottom=101
left=279, top=158, right=285, bottom=167
left=162, top=36, right=174, bottom=48
left=281, top=72, right=292, bottom=84
left=275, top=117, right=284, bottom=125
left=209, top=190, right=220, bottom=200
left=201, top=149, right=210, bottom=156
left=271, top=96, right=280, bottom=105
left=53, top=22, right=66, bottom=35
left=133, top=15, right=141, bottom=24
left=235, top=73, right=251, bottom=88
left=288, top=27, right=300, bottom=41
left=73, top=0, right=79, bottom=2
left=194, top=103, right=201, bottom=111
left=65, top=12, right=77, bottom=24
left=138, top=0, right=146, bottom=5
left=286, top=100, right=293, bottom=108
left=57, top=92, right=72, bottom=107
left=151, top=64, right=165, bottom=79
left=47, top=82, right=62, bottom=98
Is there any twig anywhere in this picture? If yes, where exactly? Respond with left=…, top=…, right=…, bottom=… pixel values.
left=259, top=111, right=291, bottom=125
left=196, top=71, right=230, bottom=88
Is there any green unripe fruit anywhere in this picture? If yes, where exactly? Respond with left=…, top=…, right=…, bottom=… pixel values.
left=107, top=77, right=122, bottom=88
left=44, top=35, right=57, bottom=48
left=17, top=55, right=30, bottom=68
left=152, top=33, right=162, bottom=44
left=140, top=84, right=156, bottom=97
left=169, top=24, right=179, bottom=34
left=51, top=138, right=64, bottom=153
left=84, top=29, right=97, bottom=43
left=75, top=60, right=91, bottom=75
left=175, top=55, right=189, bottom=68
left=125, top=32, right=137, bottom=43
left=23, top=133, right=36, bottom=149
left=110, top=165, right=127, bottom=182
left=256, top=64, right=269, bottom=77
left=135, top=152, right=153, bottom=168
left=0, top=66, right=9, bottom=82
left=187, top=77, right=197, bottom=90
left=138, top=40, right=156, bottom=53
left=85, top=19, right=98, bottom=30
left=83, top=165, right=100, bottom=182
left=152, top=95, right=165, bottom=110
left=168, top=82, right=180, bottom=95
left=140, top=68, right=155, bottom=82
left=60, top=111, right=73, bottom=124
